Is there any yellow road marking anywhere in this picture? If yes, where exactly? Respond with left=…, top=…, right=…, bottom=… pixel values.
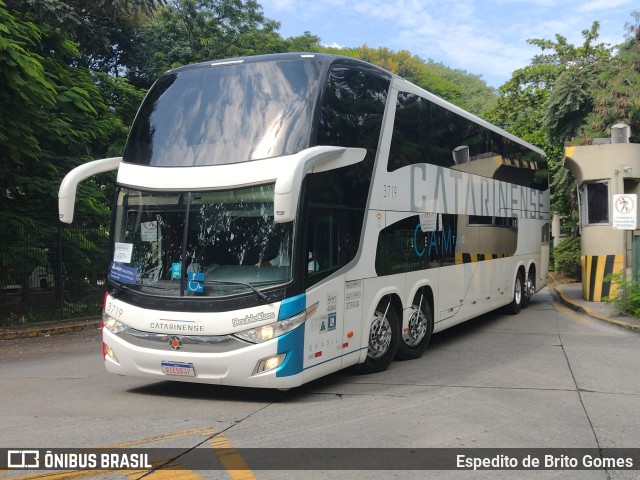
left=2, top=463, right=205, bottom=480
left=125, top=467, right=205, bottom=479
left=553, top=302, right=594, bottom=324
left=209, top=437, right=257, bottom=480
left=1, top=471, right=102, bottom=480
left=3, top=427, right=254, bottom=480
left=107, top=428, right=217, bottom=449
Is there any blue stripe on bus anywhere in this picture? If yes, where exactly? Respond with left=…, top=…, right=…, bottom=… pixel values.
left=278, top=293, right=306, bottom=320
left=275, top=294, right=307, bottom=377
left=276, top=323, right=305, bottom=377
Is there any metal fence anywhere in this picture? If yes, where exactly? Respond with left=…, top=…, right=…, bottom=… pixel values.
left=0, top=214, right=110, bottom=327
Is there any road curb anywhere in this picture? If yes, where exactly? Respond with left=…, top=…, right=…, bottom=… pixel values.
left=552, top=286, right=640, bottom=334
left=0, top=317, right=101, bottom=341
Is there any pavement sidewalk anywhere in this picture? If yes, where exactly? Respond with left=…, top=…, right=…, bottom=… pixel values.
left=2, top=277, right=640, bottom=340
left=0, top=316, right=101, bottom=341
left=551, top=280, right=640, bottom=334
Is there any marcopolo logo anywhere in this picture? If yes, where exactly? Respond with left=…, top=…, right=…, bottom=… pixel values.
left=232, top=311, right=275, bottom=327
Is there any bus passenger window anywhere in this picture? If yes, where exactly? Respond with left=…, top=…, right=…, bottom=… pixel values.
left=304, top=205, right=362, bottom=286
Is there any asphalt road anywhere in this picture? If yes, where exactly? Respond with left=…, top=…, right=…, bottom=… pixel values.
left=1, top=287, right=639, bottom=479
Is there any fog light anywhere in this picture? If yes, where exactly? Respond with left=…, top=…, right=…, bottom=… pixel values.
left=253, top=354, right=286, bottom=375
left=103, top=342, right=118, bottom=363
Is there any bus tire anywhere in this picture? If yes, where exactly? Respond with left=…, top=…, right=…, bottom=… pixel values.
left=396, top=295, right=433, bottom=361
left=507, top=271, right=524, bottom=315
left=355, top=299, right=399, bottom=374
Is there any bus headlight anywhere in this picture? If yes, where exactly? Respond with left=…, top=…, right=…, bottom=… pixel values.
left=234, top=310, right=305, bottom=343
left=102, top=312, right=129, bottom=334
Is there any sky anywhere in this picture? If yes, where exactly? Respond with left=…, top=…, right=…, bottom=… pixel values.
left=259, top=0, right=637, bottom=87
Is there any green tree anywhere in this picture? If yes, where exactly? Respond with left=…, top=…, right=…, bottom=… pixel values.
left=123, top=0, right=320, bottom=89
left=540, top=22, right=613, bottom=144
left=580, top=11, right=640, bottom=143
left=0, top=1, right=111, bottom=216
left=7, top=0, right=163, bottom=75
left=487, top=22, right=613, bottom=231
left=543, top=63, right=601, bottom=144
left=0, top=1, right=115, bottom=298
left=490, top=22, right=612, bottom=143
left=4, top=0, right=161, bottom=184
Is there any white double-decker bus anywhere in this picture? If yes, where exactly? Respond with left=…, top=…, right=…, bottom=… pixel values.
left=59, top=53, right=549, bottom=389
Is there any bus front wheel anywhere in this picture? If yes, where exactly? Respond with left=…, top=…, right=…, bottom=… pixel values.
left=355, top=300, right=399, bottom=374
left=396, top=294, right=433, bottom=360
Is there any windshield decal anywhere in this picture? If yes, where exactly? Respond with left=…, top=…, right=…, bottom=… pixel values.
left=113, top=242, right=133, bottom=263
left=187, top=272, right=204, bottom=293
left=109, top=262, right=138, bottom=284
left=171, top=262, right=182, bottom=279
left=140, top=221, right=158, bottom=241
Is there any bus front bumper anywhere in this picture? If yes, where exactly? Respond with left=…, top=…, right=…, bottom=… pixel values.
left=102, top=329, right=303, bottom=389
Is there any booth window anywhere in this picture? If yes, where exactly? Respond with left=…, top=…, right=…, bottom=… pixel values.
left=582, top=181, right=609, bottom=225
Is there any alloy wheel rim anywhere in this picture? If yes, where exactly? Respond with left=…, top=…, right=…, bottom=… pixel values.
left=368, top=312, right=392, bottom=359
left=404, top=307, right=427, bottom=346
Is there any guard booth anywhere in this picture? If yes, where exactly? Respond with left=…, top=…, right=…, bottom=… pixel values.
left=564, top=124, right=640, bottom=301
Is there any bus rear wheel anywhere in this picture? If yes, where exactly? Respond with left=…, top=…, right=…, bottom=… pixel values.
left=522, top=269, right=535, bottom=308
left=355, top=300, right=399, bottom=374
left=396, top=294, right=433, bottom=360
left=507, top=272, right=524, bottom=315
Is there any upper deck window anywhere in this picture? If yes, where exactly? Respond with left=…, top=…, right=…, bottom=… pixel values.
left=124, top=58, right=323, bottom=166
left=388, top=92, right=548, bottom=191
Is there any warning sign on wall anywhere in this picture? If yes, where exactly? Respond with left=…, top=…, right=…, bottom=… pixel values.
left=612, top=194, right=637, bottom=230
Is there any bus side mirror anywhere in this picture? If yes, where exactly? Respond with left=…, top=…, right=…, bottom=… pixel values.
left=58, top=157, right=122, bottom=224
left=273, top=147, right=366, bottom=223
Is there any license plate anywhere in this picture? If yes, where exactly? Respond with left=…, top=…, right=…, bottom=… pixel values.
left=161, top=361, right=195, bottom=377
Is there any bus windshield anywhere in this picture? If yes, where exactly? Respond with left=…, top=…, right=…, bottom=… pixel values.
left=110, top=184, right=294, bottom=297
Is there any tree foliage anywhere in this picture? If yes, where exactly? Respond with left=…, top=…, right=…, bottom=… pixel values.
left=543, top=63, right=600, bottom=143
left=487, top=22, right=614, bottom=229
left=580, top=11, right=640, bottom=143
left=539, top=22, right=613, bottom=144
left=122, top=0, right=320, bottom=89
left=0, top=0, right=125, bottom=294
left=551, top=236, right=581, bottom=279
left=7, top=0, right=163, bottom=74
left=0, top=1, right=111, bottom=216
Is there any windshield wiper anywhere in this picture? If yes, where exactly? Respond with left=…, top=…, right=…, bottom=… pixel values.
left=137, top=282, right=176, bottom=291
left=204, top=280, right=274, bottom=304
left=109, top=283, right=127, bottom=298
left=110, top=281, right=174, bottom=297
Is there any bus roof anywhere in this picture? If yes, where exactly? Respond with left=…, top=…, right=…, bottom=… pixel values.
left=167, top=52, right=385, bottom=74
